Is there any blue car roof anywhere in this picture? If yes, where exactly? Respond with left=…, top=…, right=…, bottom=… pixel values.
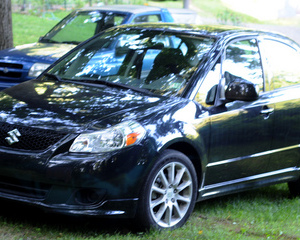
left=78, top=5, right=169, bottom=14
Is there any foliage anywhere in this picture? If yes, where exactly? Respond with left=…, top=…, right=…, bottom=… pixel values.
left=217, top=9, right=242, bottom=26
left=12, top=0, right=149, bottom=11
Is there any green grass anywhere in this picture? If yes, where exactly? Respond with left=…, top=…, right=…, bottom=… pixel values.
left=149, top=0, right=260, bottom=24
left=12, top=11, right=70, bottom=46
left=0, top=184, right=299, bottom=239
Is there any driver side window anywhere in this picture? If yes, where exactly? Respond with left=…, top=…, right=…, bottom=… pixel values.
left=223, top=39, right=264, bottom=93
left=195, top=39, right=263, bottom=107
left=194, top=58, right=221, bottom=107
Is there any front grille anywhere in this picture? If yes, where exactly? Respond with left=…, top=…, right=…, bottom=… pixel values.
left=0, top=70, right=22, bottom=78
left=0, top=175, right=51, bottom=200
left=0, top=122, right=67, bottom=151
left=0, top=62, right=23, bottom=69
left=0, top=62, right=23, bottom=79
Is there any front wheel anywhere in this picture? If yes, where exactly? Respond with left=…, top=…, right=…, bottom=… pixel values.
left=136, top=150, right=198, bottom=230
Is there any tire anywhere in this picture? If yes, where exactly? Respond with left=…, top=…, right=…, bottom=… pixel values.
left=288, top=178, right=300, bottom=197
left=136, top=149, right=198, bottom=230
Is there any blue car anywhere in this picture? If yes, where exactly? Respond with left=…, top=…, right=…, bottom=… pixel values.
left=0, top=5, right=174, bottom=89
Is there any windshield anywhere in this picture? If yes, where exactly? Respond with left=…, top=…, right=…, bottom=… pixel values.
left=47, top=28, right=215, bottom=96
left=40, top=10, right=128, bottom=44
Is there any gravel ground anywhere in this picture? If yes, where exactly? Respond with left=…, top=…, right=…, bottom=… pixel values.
left=191, top=0, right=300, bottom=45
left=199, top=17, right=300, bottom=44
left=246, top=23, right=300, bottom=44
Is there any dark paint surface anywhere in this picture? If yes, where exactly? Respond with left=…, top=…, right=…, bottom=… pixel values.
left=0, top=79, right=166, bottom=131
left=0, top=24, right=299, bottom=219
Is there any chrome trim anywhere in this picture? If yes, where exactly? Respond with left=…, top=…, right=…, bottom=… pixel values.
left=260, top=108, right=274, bottom=114
left=200, top=167, right=299, bottom=197
left=5, top=129, right=21, bottom=145
left=207, top=144, right=300, bottom=168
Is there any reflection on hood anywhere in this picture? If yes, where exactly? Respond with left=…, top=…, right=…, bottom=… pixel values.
left=0, top=79, right=163, bottom=132
left=4, top=43, right=77, bottom=62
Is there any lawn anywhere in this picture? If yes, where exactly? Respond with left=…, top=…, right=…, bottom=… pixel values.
left=12, top=11, right=71, bottom=46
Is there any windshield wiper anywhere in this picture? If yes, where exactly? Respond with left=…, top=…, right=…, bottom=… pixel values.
left=61, top=41, right=81, bottom=45
left=39, top=38, right=80, bottom=45
left=71, top=79, right=154, bottom=95
left=39, top=38, right=59, bottom=44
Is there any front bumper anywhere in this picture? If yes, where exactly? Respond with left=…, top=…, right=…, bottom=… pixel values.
left=0, top=182, right=139, bottom=218
left=0, top=143, right=154, bottom=218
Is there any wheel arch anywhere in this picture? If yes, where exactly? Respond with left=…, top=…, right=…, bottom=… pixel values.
left=165, top=141, right=203, bottom=188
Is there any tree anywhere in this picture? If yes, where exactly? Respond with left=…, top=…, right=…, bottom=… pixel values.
left=0, top=0, right=13, bottom=50
left=183, top=0, right=190, bottom=9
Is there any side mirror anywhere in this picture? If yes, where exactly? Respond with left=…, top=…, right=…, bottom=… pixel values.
left=225, top=79, right=259, bottom=101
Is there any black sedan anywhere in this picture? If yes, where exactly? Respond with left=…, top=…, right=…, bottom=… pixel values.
left=0, top=23, right=300, bottom=230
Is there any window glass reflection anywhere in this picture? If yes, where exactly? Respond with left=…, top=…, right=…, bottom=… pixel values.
left=262, top=40, right=300, bottom=91
left=223, top=39, right=263, bottom=93
left=42, top=11, right=127, bottom=44
left=133, top=14, right=162, bottom=23
left=195, top=59, right=221, bottom=107
left=48, top=29, right=215, bottom=97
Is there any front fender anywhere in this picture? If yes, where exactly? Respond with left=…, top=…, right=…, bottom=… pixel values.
left=144, top=100, right=210, bottom=177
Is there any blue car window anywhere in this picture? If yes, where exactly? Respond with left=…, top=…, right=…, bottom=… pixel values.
left=132, top=14, right=162, bottom=23
left=41, top=11, right=127, bottom=44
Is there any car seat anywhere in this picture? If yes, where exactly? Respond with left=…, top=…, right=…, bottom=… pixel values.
left=146, top=48, right=188, bottom=82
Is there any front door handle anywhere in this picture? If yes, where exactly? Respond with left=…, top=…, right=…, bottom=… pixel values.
left=260, top=108, right=274, bottom=114
left=260, top=107, right=274, bottom=119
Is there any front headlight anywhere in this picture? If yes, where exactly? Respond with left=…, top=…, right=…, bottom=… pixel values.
left=69, top=121, right=146, bottom=153
left=28, top=63, right=51, bottom=77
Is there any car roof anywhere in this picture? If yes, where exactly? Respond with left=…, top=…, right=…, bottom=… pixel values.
left=78, top=4, right=167, bottom=14
left=115, top=23, right=298, bottom=46
left=115, top=22, right=251, bottom=35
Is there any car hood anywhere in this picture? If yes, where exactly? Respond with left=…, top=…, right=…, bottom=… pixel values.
left=0, top=79, right=169, bottom=133
left=0, top=42, right=77, bottom=63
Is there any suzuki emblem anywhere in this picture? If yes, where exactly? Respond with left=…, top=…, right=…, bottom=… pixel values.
left=5, top=129, right=21, bottom=145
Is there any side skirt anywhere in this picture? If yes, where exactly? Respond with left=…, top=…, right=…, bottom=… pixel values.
left=197, top=167, right=300, bottom=201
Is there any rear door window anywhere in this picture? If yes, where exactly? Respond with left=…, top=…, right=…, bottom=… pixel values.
left=261, top=39, right=300, bottom=91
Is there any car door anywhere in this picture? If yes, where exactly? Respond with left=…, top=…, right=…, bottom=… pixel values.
left=260, top=38, right=300, bottom=172
left=195, top=38, right=274, bottom=187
